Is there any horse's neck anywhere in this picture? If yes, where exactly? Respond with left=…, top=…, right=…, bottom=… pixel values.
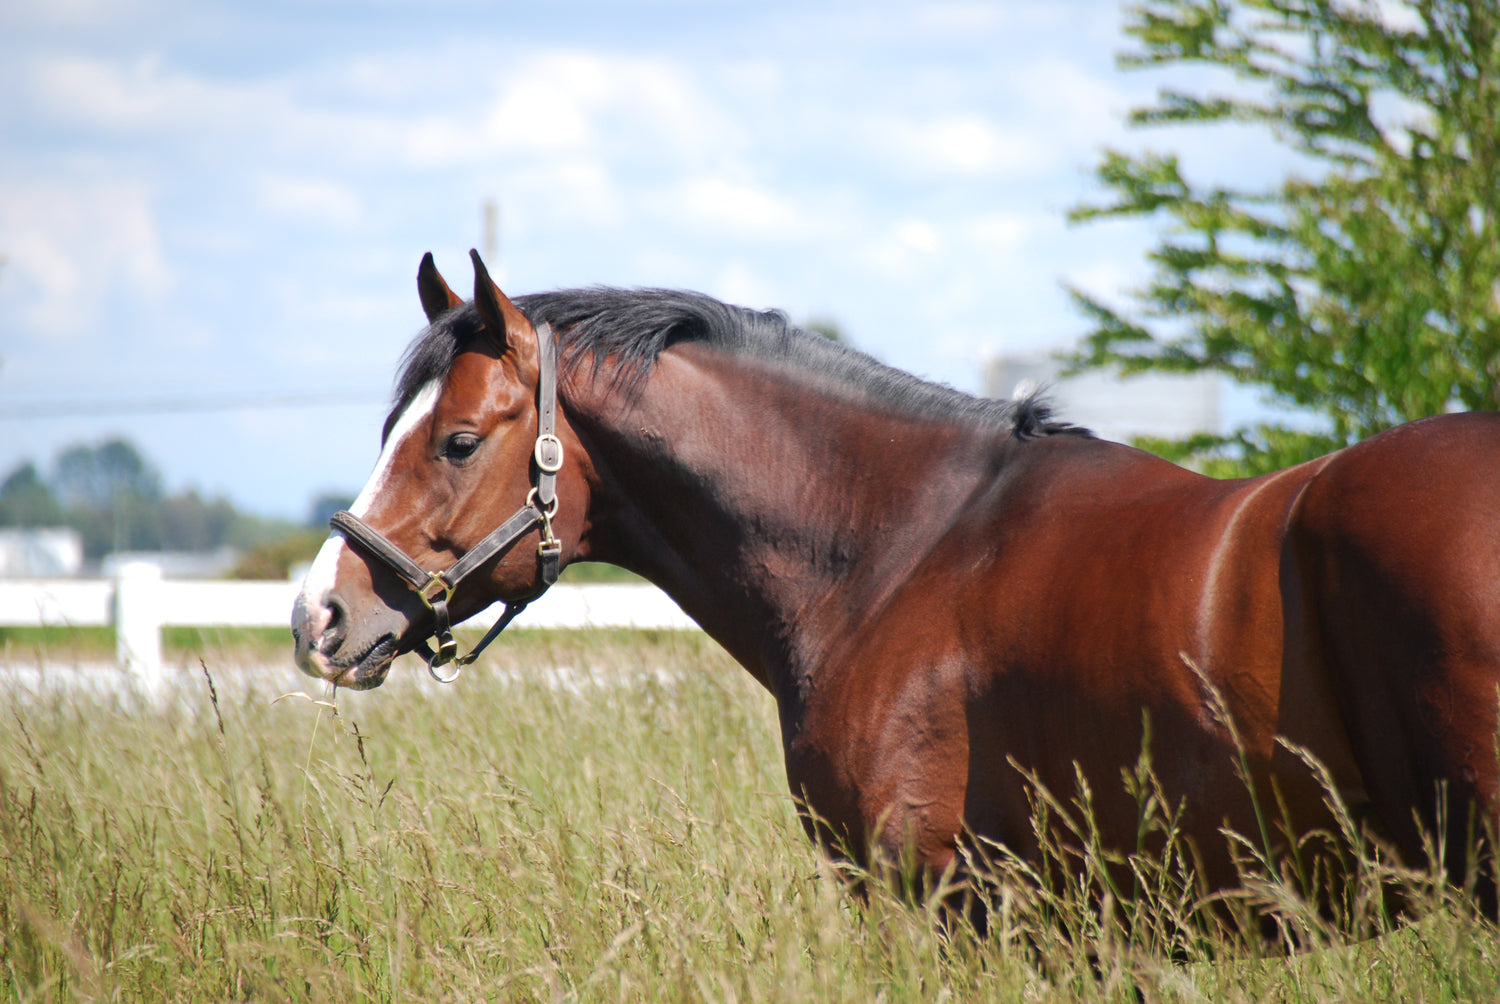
left=568, top=344, right=1007, bottom=699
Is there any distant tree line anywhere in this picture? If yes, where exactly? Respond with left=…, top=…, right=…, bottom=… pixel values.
left=0, top=438, right=340, bottom=562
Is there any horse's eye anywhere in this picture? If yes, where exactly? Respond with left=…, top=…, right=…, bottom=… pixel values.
left=444, top=433, right=481, bottom=462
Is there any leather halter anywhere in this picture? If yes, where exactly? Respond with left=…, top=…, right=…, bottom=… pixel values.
left=328, top=322, right=563, bottom=683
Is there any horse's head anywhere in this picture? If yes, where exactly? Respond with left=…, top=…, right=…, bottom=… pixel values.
left=291, top=251, right=587, bottom=689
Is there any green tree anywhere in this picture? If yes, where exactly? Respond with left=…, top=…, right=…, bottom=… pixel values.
left=307, top=492, right=355, bottom=529
left=3, top=440, right=305, bottom=562
left=803, top=318, right=851, bottom=345
left=159, top=490, right=239, bottom=552
left=52, top=439, right=162, bottom=510
left=1068, top=0, right=1500, bottom=476
left=51, top=439, right=164, bottom=556
left=0, top=463, right=64, bottom=526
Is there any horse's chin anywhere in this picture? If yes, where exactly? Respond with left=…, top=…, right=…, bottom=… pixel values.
left=334, top=635, right=399, bottom=690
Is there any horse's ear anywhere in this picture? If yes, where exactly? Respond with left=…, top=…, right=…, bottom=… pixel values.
left=417, top=252, right=464, bottom=322
left=470, top=249, right=532, bottom=353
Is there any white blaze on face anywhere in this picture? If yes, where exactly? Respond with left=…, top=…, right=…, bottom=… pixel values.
left=295, top=381, right=440, bottom=613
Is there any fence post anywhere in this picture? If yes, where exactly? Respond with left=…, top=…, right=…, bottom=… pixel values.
left=114, top=561, right=164, bottom=685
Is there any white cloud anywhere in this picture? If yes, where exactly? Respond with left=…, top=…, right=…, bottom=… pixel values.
left=20, top=45, right=740, bottom=196
left=1021, top=58, right=1138, bottom=148
left=895, top=220, right=942, bottom=254
left=257, top=175, right=362, bottom=225
left=720, top=59, right=783, bottom=102
left=409, top=51, right=741, bottom=170
left=29, top=53, right=280, bottom=135
left=912, top=3, right=1010, bottom=33
left=482, top=73, right=597, bottom=154
left=1066, top=259, right=1141, bottom=303
left=859, top=219, right=945, bottom=276
left=504, top=159, right=625, bottom=228
left=964, top=213, right=1034, bottom=253
left=21, top=51, right=410, bottom=173
left=710, top=260, right=777, bottom=308
left=871, top=112, right=1037, bottom=176
left=2, top=0, right=151, bottom=31
left=0, top=178, right=171, bottom=337
left=675, top=177, right=807, bottom=240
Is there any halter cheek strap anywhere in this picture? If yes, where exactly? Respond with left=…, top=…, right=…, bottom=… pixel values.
left=329, top=322, right=563, bottom=683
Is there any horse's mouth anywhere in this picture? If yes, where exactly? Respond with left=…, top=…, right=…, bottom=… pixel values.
left=333, top=634, right=398, bottom=690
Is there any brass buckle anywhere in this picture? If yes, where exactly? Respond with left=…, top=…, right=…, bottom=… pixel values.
left=416, top=571, right=455, bottom=612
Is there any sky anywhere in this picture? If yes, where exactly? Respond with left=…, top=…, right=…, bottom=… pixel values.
left=0, top=0, right=1294, bottom=520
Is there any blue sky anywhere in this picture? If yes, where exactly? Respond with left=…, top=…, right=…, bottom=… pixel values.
left=0, top=0, right=1287, bottom=519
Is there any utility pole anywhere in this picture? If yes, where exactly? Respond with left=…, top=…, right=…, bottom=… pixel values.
left=0, top=254, right=8, bottom=373
left=481, top=200, right=498, bottom=264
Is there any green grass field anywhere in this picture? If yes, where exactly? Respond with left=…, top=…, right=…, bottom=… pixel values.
left=2, top=630, right=1497, bottom=1001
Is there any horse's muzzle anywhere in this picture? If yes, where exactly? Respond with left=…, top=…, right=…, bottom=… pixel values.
left=292, top=589, right=400, bottom=689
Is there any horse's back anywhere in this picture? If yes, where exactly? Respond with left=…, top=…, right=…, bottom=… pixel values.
left=1292, top=412, right=1500, bottom=861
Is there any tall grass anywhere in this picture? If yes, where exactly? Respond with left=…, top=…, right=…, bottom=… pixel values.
left=1, top=631, right=1496, bottom=1001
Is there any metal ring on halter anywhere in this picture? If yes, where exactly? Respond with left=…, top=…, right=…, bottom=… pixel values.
left=526, top=486, right=559, bottom=519
left=428, top=657, right=463, bottom=684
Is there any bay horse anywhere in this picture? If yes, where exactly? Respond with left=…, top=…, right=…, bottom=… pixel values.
left=292, top=251, right=1500, bottom=916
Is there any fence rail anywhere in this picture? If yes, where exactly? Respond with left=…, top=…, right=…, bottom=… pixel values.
left=0, top=563, right=697, bottom=683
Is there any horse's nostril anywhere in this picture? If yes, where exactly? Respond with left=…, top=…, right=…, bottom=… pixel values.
left=321, top=595, right=350, bottom=655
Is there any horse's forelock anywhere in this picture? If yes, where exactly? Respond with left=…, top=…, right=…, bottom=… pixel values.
left=385, top=308, right=476, bottom=444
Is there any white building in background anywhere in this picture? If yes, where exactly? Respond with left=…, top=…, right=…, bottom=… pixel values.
left=984, top=352, right=1222, bottom=445
left=0, top=528, right=84, bottom=578
left=100, top=547, right=241, bottom=580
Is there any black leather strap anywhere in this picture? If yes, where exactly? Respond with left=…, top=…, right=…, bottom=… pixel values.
left=332, top=504, right=542, bottom=597
left=440, top=505, right=543, bottom=586
left=533, top=324, right=561, bottom=509
left=330, top=510, right=432, bottom=592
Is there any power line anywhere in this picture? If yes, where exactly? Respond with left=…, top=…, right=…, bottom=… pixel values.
left=0, top=390, right=389, bottom=420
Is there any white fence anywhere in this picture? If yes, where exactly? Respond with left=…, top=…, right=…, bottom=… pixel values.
left=0, top=563, right=697, bottom=683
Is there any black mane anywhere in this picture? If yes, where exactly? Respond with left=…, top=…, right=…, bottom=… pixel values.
left=386, top=287, right=1088, bottom=442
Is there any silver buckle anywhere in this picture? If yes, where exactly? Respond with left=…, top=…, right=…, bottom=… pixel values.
left=534, top=433, right=564, bottom=473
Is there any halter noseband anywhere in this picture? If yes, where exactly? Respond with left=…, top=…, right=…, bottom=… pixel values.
left=328, top=322, right=563, bottom=684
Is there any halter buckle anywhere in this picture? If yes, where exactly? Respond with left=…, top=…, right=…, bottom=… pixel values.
left=416, top=571, right=456, bottom=612
left=534, top=433, right=564, bottom=473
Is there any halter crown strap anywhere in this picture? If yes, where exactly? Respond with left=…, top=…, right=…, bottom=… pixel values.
left=533, top=324, right=562, bottom=508
left=329, top=321, right=563, bottom=682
